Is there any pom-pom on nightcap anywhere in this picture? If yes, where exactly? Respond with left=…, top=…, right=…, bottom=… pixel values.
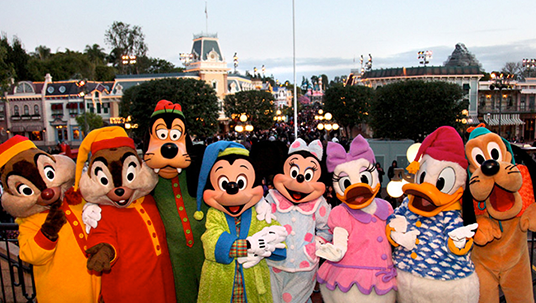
left=195, top=141, right=249, bottom=221
left=74, top=126, right=135, bottom=191
left=151, top=100, right=184, bottom=118
left=0, top=135, right=37, bottom=169
left=407, top=126, right=467, bottom=174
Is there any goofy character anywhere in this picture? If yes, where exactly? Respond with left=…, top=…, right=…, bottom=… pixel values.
left=196, top=141, right=287, bottom=303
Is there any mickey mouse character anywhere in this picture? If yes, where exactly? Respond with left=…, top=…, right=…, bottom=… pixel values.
left=196, top=141, right=287, bottom=303
left=78, top=126, right=176, bottom=303
left=316, top=135, right=397, bottom=303
left=0, top=135, right=100, bottom=303
left=143, top=100, right=207, bottom=303
left=256, top=138, right=332, bottom=303
left=465, top=125, right=536, bottom=303
left=386, top=126, right=479, bottom=303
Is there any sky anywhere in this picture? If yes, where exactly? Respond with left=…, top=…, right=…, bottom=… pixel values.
left=3, top=0, right=536, bottom=83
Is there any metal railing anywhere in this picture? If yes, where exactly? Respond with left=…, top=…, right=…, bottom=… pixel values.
left=0, top=223, right=36, bottom=303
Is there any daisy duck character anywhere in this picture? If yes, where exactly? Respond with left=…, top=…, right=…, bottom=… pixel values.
left=386, top=126, right=479, bottom=303
left=257, top=138, right=332, bottom=303
left=316, top=135, right=397, bottom=303
left=196, top=141, right=287, bottom=303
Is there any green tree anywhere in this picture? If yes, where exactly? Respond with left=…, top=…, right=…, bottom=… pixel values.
left=105, top=21, right=148, bottom=72
left=75, top=112, right=104, bottom=136
left=0, top=35, right=32, bottom=81
left=0, top=43, right=15, bottom=99
left=43, top=49, right=94, bottom=80
left=84, top=44, right=107, bottom=66
left=145, top=58, right=184, bottom=74
left=32, top=45, right=51, bottom=61
left=224, top=90, right=275, bottom=131
left=324, top=84, right=374, bottom=138
left=121, top=78, right=219, bottom=139
left=370, top=80, right=467, bottom=141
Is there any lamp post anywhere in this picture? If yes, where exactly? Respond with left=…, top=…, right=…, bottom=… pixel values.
left=418, top=50, right=432, bottom=67
left=490, top=71, right=514, bottom=136
left=315, top=110, right=339, bottom=140
left=121, top=55, right=137, bottom=74
left=233, top=52, right=238, bottom=74
left=523, top=58, right=536, bottom=78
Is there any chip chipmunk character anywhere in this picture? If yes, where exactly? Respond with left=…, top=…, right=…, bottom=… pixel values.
left=316, top=135, right=397, bottom=303
left=143, top=100, right=207, bottom=303
left=386, top=126, right=479, bottom=303
left=465, top=125, right=536, bottom=303
left=0, top=135, right=100, bottom=303
left=77, top=126, right=176, bottom=303
left=255, top=138, right=332, bottom=303
left=196, top=141, right=287, bottom=303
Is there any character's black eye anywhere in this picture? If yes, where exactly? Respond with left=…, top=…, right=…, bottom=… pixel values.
left=471, top=147, right=486, bottom=166
left=43, top=166, right=55, bottom=182
left=17, top=184, right=34, bottom=196
left=236, top=175, right=248, bottom=190
left=126, top=162, right=137, bottom=183
left=95, top=167, right=109, bottom=186
left=304, top=168, right=314, bottom=182
left=169, top=129, right=182, bottom=141
left=156, top=129, right=168, bottom=140
left=437, top=167, right=456, bottom=194
left=218, top=176, right=230, bottom=191
left=290, top=166, right=299, bottom=179
left=359, top=171, right=372, bottom=185
left=338, top=176, right=352, bottom=193
left=418, top=171, right=426, bottom=184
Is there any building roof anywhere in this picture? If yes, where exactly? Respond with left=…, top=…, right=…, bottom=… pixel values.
left=361, top=65, right=483, bottom=79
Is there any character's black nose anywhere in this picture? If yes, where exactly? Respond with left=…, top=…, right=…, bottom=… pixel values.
left=296, top=174, right=305, bottom=183
left=161, top=143, right=178, bottom=159
left=481, top=159, right=500, bottom=176
left=115, top=188, right=125, bottom=197
left=226, top=182, right=239, bottom=195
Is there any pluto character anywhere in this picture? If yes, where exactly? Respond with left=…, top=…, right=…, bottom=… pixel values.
left=466, top=125, right=536, bottom=303
left=0, top=135, right=100, bottom=303
left=386, top=126, right=479, bottom=303
left=196, top=141, right=287, bottom=303
left=78, top=126, right=175, bottom=303
left=316, top=135, right=397, bottom=303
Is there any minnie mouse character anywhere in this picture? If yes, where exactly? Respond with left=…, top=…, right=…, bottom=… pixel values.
left=196, top=141, right=287, bottom=303
left=257, top=138, right=332, bottom=303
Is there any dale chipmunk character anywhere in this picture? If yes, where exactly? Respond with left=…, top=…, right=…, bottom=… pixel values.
left=196, top=141, right=287, bottom=303
left=78, top=126, right=176, bottom=303
left=316, top=135, right=397, bottom=303
left=256, top=138, right=332, bottom=303
left=465, top=125, right=536, bottom=303
left=386, top=126, right=479, bottom=303
left=0, top=135, right=100, bottom=303
left=143, top=100, right=207, bottom=303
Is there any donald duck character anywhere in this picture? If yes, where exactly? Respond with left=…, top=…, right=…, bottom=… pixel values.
left=386, top=126, right=479, bottom=303
left=316, top=135, right=397, bottom=303
left=196, top=141, right=287, bottom=303
left=257, top=138, right=332, bottom=303
left=465, top=125, right=536, bottom=303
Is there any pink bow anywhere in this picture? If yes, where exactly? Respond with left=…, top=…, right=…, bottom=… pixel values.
left=326, top=135, right=375, bottom=172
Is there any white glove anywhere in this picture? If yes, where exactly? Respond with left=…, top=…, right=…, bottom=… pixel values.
left=263, top=225, right=288, bottom=249
left=391, top=229, right=420, bottom=250
left=82, top=202, right=102, bottom=234
left=389, top=215, right=408, bottom=233
left=237, top=252, right=263, bottom=269
left=316, top=227, right=348, bottom=262
left=256, top=198, right=276, bottom=224
left=448, top=223, right=479, bottom=249
left=247, top=229, right=278, bottom=257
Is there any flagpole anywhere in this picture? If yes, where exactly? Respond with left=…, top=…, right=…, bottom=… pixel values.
left=292, top=0, right=297, bottom=140
left=205, top=1, right=208, bottom=34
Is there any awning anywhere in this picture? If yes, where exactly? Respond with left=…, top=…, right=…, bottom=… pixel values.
left=483, top=114, right=525, bottom=126
left=10, top=125, right=25, bottom=132
left=26, top=125, right=43, bottom=132
left=467, top=115, right=480, bottom=125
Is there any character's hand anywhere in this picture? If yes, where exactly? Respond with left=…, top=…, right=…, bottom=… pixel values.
left=520, top=203, right=536, bottom=232
left=263, top=225, right=288, bottom=249
left=473, top=216, right=501, bottom=245
left=86, top=243, right=115, bottom=272
left=255, top=198, right=276, bottom=224
left=448, top=223, right=479, bottom=249
left=237, top=253, right=263, bottom=269
left=40, top=199, right=67, bottom=241
left=82, top=203, right=102, bottom=234
left=247, top=227, right=284, bottom=257
left=390, top=229, right=420, bottom=250
left=388, top=215, right=408, bottom=233
left=315, top=227, right=348, bottom=262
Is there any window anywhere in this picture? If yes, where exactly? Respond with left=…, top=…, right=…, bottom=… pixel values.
left=15, top=82, right=34, bottom=94
left=23, top=105, right=29, bottom=115
left=29, top=131, right=43, bottom=141
left=14, top=105, right=19, bottom=116
left=34, top=105, right=40, bottom=115
left=530, top=96, right=535, bottom=110
left=521, top=96, right=526, bottom=110
left=71, top=126, right=82, bottom=141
